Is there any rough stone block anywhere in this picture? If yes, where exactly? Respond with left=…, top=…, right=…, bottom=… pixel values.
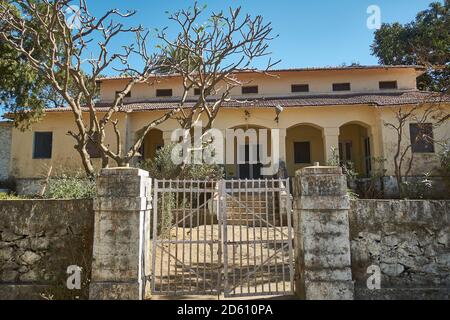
left=294, top=167, right=355, bottom=300
left=305, top=281, right=354, bottom=300
left=89, top=282, right=141, bottom=300
left=20, top=251, right=42, bottom=265
left=89, top=168, right=151, bottom=300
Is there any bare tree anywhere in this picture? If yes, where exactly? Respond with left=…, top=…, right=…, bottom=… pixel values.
left=384, top=98, right=448, bottom=197
left=0, top=0, right=278, bottom=175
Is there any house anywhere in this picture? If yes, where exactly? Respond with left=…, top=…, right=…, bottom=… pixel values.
left=5, top=65, right=450, bottom=195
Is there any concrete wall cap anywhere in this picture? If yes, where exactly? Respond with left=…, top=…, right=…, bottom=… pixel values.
left=296, top=166, right=343, bottom=176
left=100, top=167, right=149, bottom=177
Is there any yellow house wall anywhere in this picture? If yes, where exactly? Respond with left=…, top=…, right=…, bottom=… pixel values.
left=378, top=105, right=450, bottom=177
left=99, top=68, right=419, bottom=102
left=10, top=112, right=126, bottom=179
left=8, top=104, right=449, bottom=179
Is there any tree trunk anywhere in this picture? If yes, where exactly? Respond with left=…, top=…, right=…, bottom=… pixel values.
left=76, top=146, right=96, bottom=177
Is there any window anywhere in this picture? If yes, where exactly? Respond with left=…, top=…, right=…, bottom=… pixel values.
left=156, top=89, right=173, bottom=97
left=33, top=132, right=53, bottom=159
left=379, top=81, right=398, bottom=90
left=410, top=123, right=435, bottom=153
left=194, top=88, right=201, bottom=96
left=291, top=84, right=309, bottom=93
left=115, top=91, right=131, bottom=98
left=332, top=83, right=351, bottom=91
left=294, top=142, right=311, bottom=164
left=87, top=132, right=102, bottom=159
left=241, top=86, right=258, bottom=94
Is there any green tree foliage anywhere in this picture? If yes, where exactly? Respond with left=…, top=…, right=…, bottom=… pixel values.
left=0, top=0, right=48, bottom=129
left=371, top=1, right=449, bottom=93
left=0, top=0, right=97, bottom=130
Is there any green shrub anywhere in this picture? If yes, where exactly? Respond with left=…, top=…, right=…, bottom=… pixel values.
left=0, top=192, right=23, bottom=200
left=327, top=146, right=358, bottom=186
left=401, top=173, right=433, bottom=200
left=156, top=192, right=176, bottom=238
left=44, top=173, right=96, bottom=199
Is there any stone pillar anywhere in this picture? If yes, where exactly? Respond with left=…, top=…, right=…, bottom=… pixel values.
left=323, top=127, right=340, bottom=164
left=293, top=166, right=354, bottom=300
left=89, top=168, right=151, bottom=300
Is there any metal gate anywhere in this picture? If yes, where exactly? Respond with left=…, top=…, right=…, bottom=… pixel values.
left=151, top=179, right=294, bottom=297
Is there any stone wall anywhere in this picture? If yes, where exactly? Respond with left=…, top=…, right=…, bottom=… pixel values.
left=349, top=200, right=449, bottom=300
left=0, top=199, right=94, bottom=300
left=0, top=122, right=12, bottom=181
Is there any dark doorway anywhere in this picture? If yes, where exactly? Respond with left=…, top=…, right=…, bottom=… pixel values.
left=238, top=144, right=263, bottom=179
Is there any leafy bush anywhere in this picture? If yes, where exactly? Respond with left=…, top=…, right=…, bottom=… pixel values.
left=400, top=173, right=433, bottom=200
left=0, top=193, right=23, bottom=200
left=44, top=173, right=96, bottom=199
left=156, top=193, right=176, bottom=238
left=327, top=147, right=358, bottom=186
left=138, top=143, right=224, bottom=180
left=355, top=157, right=387, bottom=199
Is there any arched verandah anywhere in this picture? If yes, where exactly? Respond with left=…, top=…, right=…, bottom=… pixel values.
left=339, top=121, right=373, bottom=176
left=286, top=123, right=325, bottom=177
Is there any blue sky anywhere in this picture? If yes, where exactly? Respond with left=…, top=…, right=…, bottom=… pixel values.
left=84, top=0, right=437, bottom=73
left=0, top=0, right=438, bottom=117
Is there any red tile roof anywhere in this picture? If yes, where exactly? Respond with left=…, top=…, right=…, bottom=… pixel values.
left=43, top=91, right=449, bottom=113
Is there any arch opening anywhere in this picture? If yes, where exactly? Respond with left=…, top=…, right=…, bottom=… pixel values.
left=286, top=124, right=325, bottom=177
left=141, top=129, right=164, bottom=161
left=339, top=122, right=372, bottom=176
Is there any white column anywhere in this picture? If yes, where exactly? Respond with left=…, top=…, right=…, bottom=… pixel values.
left=323, top=127, right=340, bottom=164
left=278, top=128, right=287, bottom=164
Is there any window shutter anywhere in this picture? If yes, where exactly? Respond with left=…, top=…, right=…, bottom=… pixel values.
left=410, top=123, right=435, bottom=153
left=156, top=89, right=173, bottom=97
left=294, top=142, right=311, bottom=164
left=33, top=132, right=53, bottom=159
left=332, top=83, right=351, bottom=91
left=242, top=86, right=259, bottom=94
left=291, top=84, right=309, bottom=93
